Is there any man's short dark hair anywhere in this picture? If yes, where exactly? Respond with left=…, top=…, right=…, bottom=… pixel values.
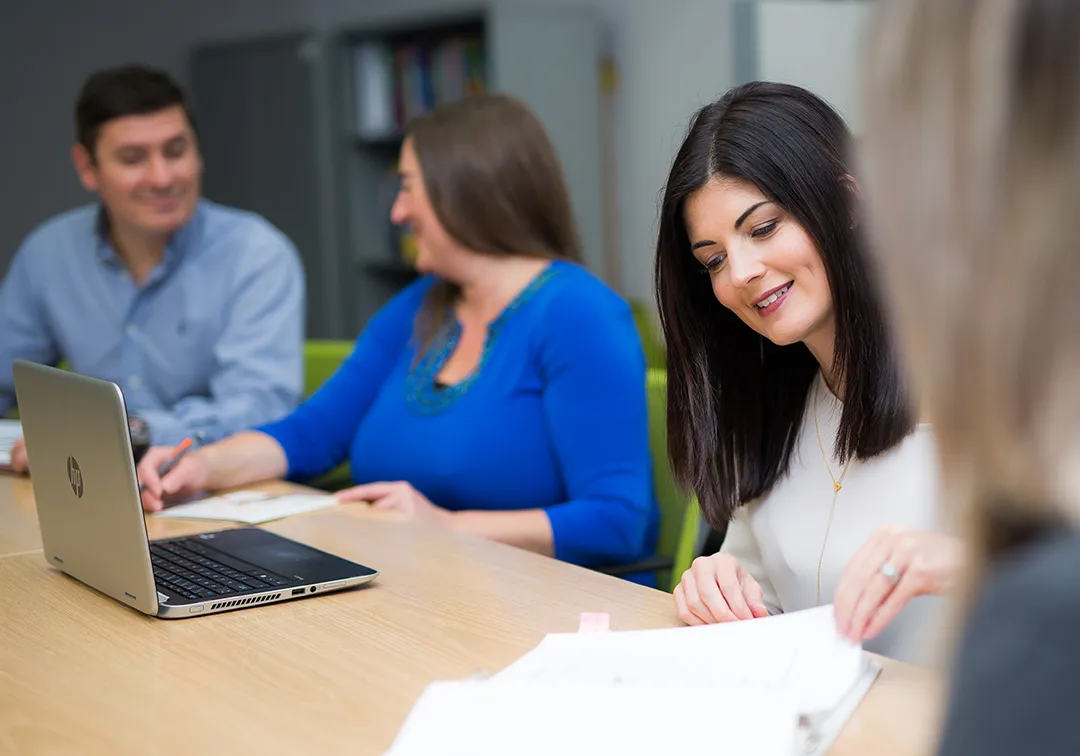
left=75, top=65, right=196, bottom=158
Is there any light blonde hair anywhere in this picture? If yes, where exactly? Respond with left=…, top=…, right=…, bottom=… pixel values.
left=860, top=0, right=1080, bottom=583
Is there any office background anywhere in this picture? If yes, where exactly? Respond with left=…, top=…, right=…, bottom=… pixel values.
left=0, top=0, right=870, bottom=337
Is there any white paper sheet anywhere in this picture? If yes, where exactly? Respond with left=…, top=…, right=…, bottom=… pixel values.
left=387, top=607, right=879, bottom=756
left=0, top=419, right=22, bottom=468
left=153, top=491, right=338, bottom=524
left=496, top=606, right=868, bottom=715
left=387, top=680, right=800, bottom=756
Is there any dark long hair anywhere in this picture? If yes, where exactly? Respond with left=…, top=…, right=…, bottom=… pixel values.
left=406, top=94, right=581, bottom=350
left=655, top=81, right=913, bottom=529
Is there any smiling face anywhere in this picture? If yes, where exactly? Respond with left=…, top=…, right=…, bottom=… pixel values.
left=684, top=176, right=836, bottom=361
left=72, top=105, right=202, bottom=238
left=389, top=137, right=468, bottom=277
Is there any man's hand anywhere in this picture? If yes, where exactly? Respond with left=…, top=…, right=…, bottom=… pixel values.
left=9, top=437, right=28, bottom=474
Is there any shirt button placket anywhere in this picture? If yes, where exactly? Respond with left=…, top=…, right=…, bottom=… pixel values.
left=123, top=313, right=142, bottom=396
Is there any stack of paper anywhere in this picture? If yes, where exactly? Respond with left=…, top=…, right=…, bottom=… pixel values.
left=387, top=606, right=880, bottom=756
left=153, top=490, right=338, bottom=525
left=0, top=419, right=21, bottom=469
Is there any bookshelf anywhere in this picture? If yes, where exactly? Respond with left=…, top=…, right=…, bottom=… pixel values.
left=191, top=7, right=603, bottom=339
left=348, top=19, right=487, bottom=143
left=337, top=16, right=491, bottom=325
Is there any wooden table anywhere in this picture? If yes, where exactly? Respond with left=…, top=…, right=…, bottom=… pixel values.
left=0, top=474, right=41, bottom=559
left=0, top=473, right=943, bottom=755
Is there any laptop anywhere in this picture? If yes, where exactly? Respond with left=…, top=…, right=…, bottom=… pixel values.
left=12, top=360, right=378, bottom=619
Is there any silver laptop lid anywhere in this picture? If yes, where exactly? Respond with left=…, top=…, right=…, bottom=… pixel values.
left=13, top=360, right=158, bottom=615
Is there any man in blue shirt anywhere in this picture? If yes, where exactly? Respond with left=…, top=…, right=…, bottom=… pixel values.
left=0, top=65, right=305, bottom=472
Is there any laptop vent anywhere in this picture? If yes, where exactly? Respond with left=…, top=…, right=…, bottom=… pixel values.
left=210, top=592, right=282, bottom=611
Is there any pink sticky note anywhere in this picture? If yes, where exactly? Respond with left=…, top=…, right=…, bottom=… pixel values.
left=577, top=612, right=611, bottom=633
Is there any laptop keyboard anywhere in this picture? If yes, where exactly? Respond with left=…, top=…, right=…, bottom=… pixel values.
left=150, top=539, right=294, bottom=602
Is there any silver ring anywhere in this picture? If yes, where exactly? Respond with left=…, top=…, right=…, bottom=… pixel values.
left=879, top=561, right=900, bottom=585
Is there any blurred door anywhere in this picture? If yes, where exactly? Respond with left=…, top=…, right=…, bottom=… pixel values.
left=190, top=33, right=345, bottom=339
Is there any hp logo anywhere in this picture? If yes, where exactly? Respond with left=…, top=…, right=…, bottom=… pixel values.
left=67, top=456, right=84, bottom=498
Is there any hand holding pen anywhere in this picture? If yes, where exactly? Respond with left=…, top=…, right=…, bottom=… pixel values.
left=136, top=433, right=207, bottom=512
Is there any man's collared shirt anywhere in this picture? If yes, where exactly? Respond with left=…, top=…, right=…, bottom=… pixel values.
left=0, top=199, right=305, bottom=445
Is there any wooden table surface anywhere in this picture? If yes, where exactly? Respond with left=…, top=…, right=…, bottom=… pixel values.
left=0, top=472, right=943, bottom=755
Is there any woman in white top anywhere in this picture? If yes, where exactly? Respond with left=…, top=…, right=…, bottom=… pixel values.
left=653, top=82, right=960, bottom=662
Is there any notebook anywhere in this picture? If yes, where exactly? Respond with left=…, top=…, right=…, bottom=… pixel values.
left=153, top=490, right=338, bottom=525
left=387, top=606, right=880, bottom=756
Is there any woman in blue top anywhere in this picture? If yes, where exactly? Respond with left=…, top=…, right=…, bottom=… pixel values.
left=137, top=94, right=659, bottom=572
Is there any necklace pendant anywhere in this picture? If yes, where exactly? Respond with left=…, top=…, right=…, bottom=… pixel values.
left=833, top=481, right=842, bottom=493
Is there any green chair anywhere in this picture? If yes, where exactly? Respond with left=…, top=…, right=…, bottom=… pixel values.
left=303, top=340, right=354, bottom=399
left=630, top=300, right=666, bottom=370
left=302, top=340, right=355, bottom=491
left=596, top=368, right=701, bottom=591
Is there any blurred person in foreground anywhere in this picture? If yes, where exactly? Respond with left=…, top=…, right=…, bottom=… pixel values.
left=862, top=0, right=1080, bottom=753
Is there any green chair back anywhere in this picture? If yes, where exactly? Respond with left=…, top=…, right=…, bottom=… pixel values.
left=594, top=368, right=700, bottom=589
left=630, top=300, right=666, bottom=370
left=302, top=340, right=355, bottom=491
left=646, top=368, right=700, bottom=591
left=303, top=340, right=354, bottom=398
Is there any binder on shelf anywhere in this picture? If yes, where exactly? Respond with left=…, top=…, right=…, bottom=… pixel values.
left=351, top=40, right=397, bottom=140
left=361, top=35, right=487, bottom=133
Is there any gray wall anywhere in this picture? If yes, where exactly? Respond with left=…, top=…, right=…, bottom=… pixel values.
left=8, top=0, right=871, bottom=311
left=735, top=1, right=873, bottom=130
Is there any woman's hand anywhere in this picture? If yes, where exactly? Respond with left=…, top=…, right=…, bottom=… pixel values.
left=335, top=481, right=453, bottom=526
left=137, top=446, right=211, bottom=512
left=674, top=552, right=770, bottom=625
left=834, top=525, right=962, bottom=643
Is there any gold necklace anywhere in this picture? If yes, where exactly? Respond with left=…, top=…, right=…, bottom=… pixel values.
left=814, top=381, right=851, bottom=605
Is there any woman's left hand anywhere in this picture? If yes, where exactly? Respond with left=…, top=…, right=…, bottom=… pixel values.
left=334, top=481, right=453, bottom=526
left=833, top=525, right=962, bottom=643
